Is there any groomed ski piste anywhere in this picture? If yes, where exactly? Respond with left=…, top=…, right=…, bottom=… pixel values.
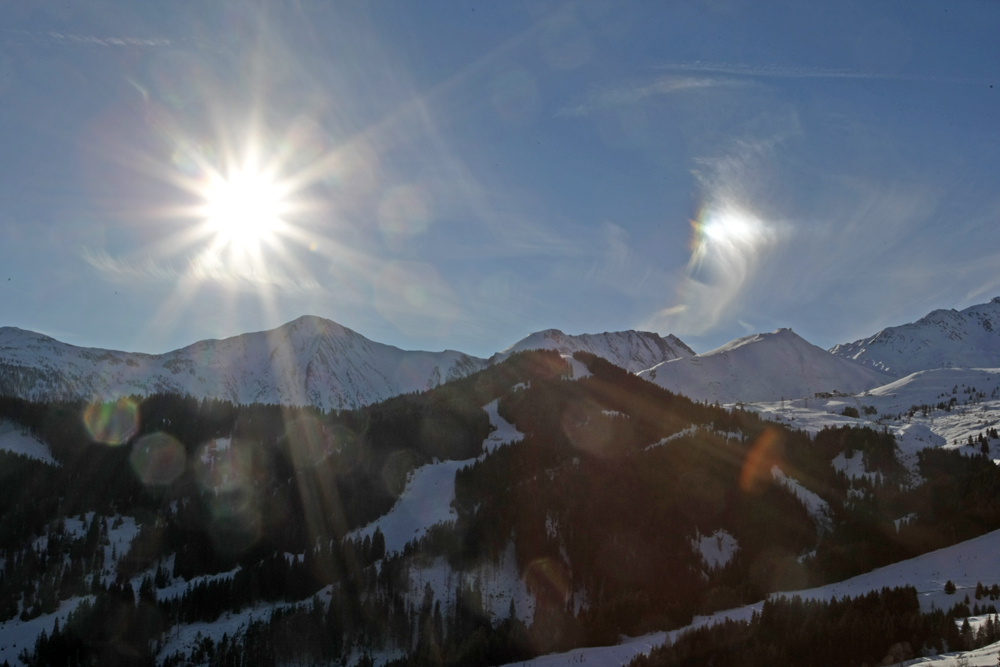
left=349, top=399, right=525, bottom=554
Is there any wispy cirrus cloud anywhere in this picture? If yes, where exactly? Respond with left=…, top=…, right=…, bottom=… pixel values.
left=82, top=248, right=179, bottom=283
left=656, top=61, right=972, bottom=85
left=3, top=30, right=173, bottom=48
left=558, top=75, right=734, bottom=117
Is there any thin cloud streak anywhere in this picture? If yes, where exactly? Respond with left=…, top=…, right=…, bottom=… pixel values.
left=558, top=75, right=734, bottom=117
left=656, top=61, right=974, bottom=85
left=4, top=30, right=173, bottom=48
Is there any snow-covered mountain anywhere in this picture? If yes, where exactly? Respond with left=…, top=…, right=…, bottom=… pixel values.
left=490, top=328, right=695, bottom=373
left=639, top=328, right=891, bottom=404
left=830, top=297, right=1000, bottom=377
left=0, top=319, right=698, bottom=410
left=0, top=316, right=487, bottom=411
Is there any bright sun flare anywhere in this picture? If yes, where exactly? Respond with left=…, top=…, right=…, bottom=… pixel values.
left=203, top=170, right=285, bottom=249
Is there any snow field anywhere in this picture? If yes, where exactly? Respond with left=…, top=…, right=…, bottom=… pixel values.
left=691, top=530, right=739, bottom=570
left=0, top=420, right=56, bottom=465
left=770, top=465, right=832, bottom=532
left=409, top=543, right=536, bottom=626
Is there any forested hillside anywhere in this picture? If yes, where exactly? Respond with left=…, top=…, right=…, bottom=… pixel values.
left=2, top=351, right=1000, bottom=666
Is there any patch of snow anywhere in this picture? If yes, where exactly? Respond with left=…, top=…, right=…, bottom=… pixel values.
left=831, top=451, right=881, bottom=483
left=545, top=513, right=558, bottom=540
left=94, top=515, right=140, bottom=586
left=157, top=598, right=312, bottom=663
left=409, top=543, right=536, bottom=625
left=0, top=597, right=90, bottom=667
left=692, top=530, right=739, bottom=570
left=646, top=425, right=697, bottom=450
left=350, top=458, right=471, bottom=555
left=895, top=513, right=917, bottom=532
left=771, top=466, right=832, bottom=532
left=0, top=420, right=56, bottom=465
left=562, top=355, right=592, bottom=380
left=153, top=565, right=241, bottom=602
left=482, top=399, right=524, bottom=455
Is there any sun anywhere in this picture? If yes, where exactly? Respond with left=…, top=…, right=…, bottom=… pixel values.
left=202, top=168, right=287, bottom=250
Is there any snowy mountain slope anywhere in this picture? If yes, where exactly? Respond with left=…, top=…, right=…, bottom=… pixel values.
left=0, top=320, right=697, bottom=410
left=0, top=419, right=57, bottom=465
left=864, top=366, right=1000, bottom=413
left=831, top=296, right=1000, bottom=377
left=491, top=328, right=694, bottom=373
left=638, top=328, right=891, bottom=404
left=752, top=367, right=1000, bottom=460
left=0, top=316, right=487, bottom=411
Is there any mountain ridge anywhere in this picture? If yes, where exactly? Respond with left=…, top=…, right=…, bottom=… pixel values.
left=830, top=296, right=1000, bottom=377
left=0, top=316, right=488, bottom=411
left=491, top=327, right=694, bottom=373
left=0, top=317, right=696, bottom=409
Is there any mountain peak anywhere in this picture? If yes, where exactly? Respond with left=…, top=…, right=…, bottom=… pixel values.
left=494, top=328, right=694, bottom=374
left=641, top=327, right=889, bottom=403
left=0, top=317, right=488, bottom=410
left=831, top=296, right=1000, bottom=376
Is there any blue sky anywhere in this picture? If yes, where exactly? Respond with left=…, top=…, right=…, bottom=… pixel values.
left=0, top=1, right=998, bottom=358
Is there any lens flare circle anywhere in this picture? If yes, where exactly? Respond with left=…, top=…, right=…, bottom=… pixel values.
left=129, top=432, right=186, bottom=486
left=83, top=398, right=140, bottom=446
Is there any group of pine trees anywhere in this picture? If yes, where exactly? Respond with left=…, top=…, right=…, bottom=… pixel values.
left=629, top=586, right=1000, bottom=667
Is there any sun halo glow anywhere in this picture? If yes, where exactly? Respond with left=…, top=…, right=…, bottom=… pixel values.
left=203, top=169, right=286, bottom=250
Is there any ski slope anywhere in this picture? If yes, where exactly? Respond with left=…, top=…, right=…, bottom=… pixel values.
left=350, top=399, right=525, bottom=554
